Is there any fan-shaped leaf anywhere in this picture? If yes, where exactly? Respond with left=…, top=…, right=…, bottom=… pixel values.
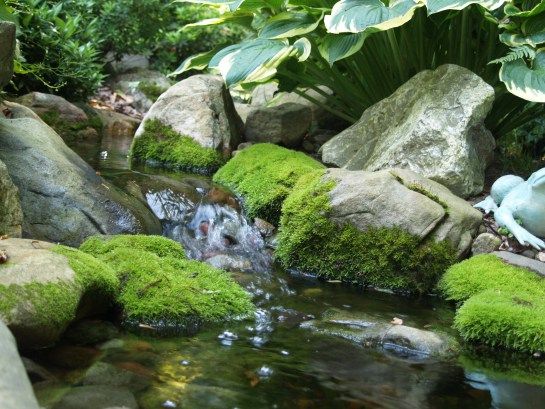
left=499, top=49, right=545, bottom=102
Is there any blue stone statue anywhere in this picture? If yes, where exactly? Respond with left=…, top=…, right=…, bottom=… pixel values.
left=474, top=168, right=545, bottom=250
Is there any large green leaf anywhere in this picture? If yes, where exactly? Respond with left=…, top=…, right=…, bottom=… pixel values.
left=499, top=48, right=545, bottom=102
left=501, top=31, right=545, bottom=47
left=209, top=38, right=311, bottom=86
left=259, top=11, right=322, bottom=39
left=504, top=0, right=545, bottom=17
left=183, top=13, right=253, bottom=29
left=426, top=0, right=504, bottom=14
left=170, top=48, right=220, bottom=77
left=324, top=0, right=424, bottom=34
left=318, top=33, right=368, bottom=64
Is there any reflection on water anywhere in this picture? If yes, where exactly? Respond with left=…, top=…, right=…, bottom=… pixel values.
left=37, top=129, right=545, bottom=409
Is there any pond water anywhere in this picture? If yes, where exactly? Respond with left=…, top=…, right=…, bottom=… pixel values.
left=33, top=132, right=545, bottom=409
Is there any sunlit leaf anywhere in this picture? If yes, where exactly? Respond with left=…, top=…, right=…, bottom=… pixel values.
left=426, top=0, right=505, bottom=14
left=500, top=31, right=545, bottom=47
left=259, top=12, right=322, bottom=39
left=499, top=48, right=545, bottom=102
left=170, top=48, right=220, bottom=77
left=318, top=33, right=367, bottom=64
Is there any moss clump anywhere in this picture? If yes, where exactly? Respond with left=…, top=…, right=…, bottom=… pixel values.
left=137, top=81, right=167, bottom=101
left=213, top=143, right=324, bottom=225
left=0, top=245, right=118, bottom=334
left=276, top=171, right=456, bottom=294
left=130, top=119, right=224, bottom=175
left=80, top=235, right=254, bottom=330
left=439, top=254, right=545, bottom=353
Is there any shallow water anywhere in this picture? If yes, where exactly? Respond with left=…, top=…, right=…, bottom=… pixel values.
left=35, top=133, right=545, bottom=409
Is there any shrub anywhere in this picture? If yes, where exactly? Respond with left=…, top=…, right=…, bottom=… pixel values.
left=212, top=143, right=324, bottom=224
left=276, top=170, right=456, bottom=294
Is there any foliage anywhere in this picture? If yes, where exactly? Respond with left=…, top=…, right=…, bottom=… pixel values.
left=177, top=0, right=545, bottom=139
left=440, top=254, right=545, bottom=352
left=212, top=143, right=324, bottom=224
left=80, top=235, right=254, bottom=332
left=276, top=170, right=456, bottom=294
left=130, top=119, right=225, bottom=175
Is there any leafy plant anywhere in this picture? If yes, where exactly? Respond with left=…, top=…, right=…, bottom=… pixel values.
left=176, top=0, right=545, bottom=139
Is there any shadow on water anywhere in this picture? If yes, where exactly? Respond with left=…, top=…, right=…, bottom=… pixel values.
left=34, top=130, right=545, bottom=409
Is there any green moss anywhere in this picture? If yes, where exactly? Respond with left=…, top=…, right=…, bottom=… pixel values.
left=40, top=110, right=102, bottom=144
left=213, top=143, right=324, bottom=225
left=130, top=119, right=224, bottom=175
left=440, top=254, right=545, bottom=353
left=137, top=81, right=167, bottom=101
left=407, top=182, right=449, bottom=214
left=276, top=171, right=456, bottom=294
left=80, top=235, right=254, bottom=330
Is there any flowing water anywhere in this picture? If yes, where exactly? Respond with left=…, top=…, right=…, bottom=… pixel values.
left=33, top=132, right=545, bottom=409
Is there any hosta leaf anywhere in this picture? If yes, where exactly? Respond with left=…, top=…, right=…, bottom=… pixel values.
left=426, top=0, right=504, bottom=14
left=183, top=13, right=253, bottom=29
left=501, top=31, right=545, bottom=47
left=504, top=0, right=545, bottom=17
left=259, top=12, right=322, bottom=39
left=325, top=0, right=424, bottom=34
left=500, top=48, right=545, bottom=102
left=210, top=38, right=310, bottom=86
left=170, top=48, right=220, bottom=77
left=318, top=33, right=367, bottom=64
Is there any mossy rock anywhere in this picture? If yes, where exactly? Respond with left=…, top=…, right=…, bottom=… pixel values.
left=276, top=170, right=456, bottom=294
left=0, top=239, right=118, bottom=349
left=130, top=119, right=224, bottom=175
left=213, top=143, right=324, bottom=225
left=80, top=235, right=254, bottom=332
left=440, top=254, right=545, bottom=353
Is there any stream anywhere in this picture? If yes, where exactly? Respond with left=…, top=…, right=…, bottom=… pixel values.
left=33, top=132, right=545, bottom=409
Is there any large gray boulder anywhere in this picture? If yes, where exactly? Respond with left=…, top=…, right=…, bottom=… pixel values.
left=135, top=74, right=243, bottom=155
left=0, top=102, right=161, bottom=246
left=0, top=21, right=16, bottom=89
left=0, top=159, right=23, bottom=237
left=0, top=321, right=40, bottom=409
left=325, top=168, right=483, bottom=256
left=321, top=64, right=495, bottom=198
left=0, top=238, right=115, bottom=349
left=112, top=68, right=171, bottom=113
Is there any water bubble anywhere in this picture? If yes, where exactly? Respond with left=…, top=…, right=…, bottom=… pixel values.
left=256, top=365, right=273, bottom=378
left=250, top=336, right=267, bottom=347
left=218, top=330, right=238, bottom=346
left=162, top=400, right=177, bottom=408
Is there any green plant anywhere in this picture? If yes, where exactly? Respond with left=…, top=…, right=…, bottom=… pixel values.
left=176, top=0, right=545, bottom=139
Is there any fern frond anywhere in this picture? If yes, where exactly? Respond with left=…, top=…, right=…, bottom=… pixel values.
left=489, top=45, right=536, bottom=65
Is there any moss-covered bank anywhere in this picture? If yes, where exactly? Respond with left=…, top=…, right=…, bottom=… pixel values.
left=213, top=144, right=324, bottom=225
left=130, top=119, right=224, bottom=175
left=276, top=171, right=455, bottom=294
left=440, top=254, right=545, bottom=353
left=80, top=235, right=254, bottom=331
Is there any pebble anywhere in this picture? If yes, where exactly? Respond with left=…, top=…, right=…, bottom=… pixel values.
left=538, top=252, right=545, bottom=263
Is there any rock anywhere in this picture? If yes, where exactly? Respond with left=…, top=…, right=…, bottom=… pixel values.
left=107, top=54, right=150, bottom=74
left=234, top=102, right=256, bottom=124
left=0, top=21, right=16, bottom=89
left=250, top=82, right=279, bottom=106
left=244, top=102, right=312, bottom=148
left=0, top=102, right=161, bottom=246
left=0, top=238, right=118, bottom=349
left=492, top=251, right=545, bottom=277
left=112, top=68, right=171, bottom=112
left=45, top=345, right=101, bottom=369
left=52, top=385, right=138, bottom=409
left=93, top=109, right=140, bottom=139
left=22, top=357, right=57, bottom=383
left=134, top=74, right=243, bottom=155
left=538, top=252, right=545, bottom=262
left=254, top=218, right=275, bottom=237
left=521, top=249, right=538, bottom=259
left=328, top=168, right=483, bottom=256
left=16, top=92, right=88, bottom=123
left=237, top=142, right=254, bottom=151
left=205, top=254, right=252, bottom=272
left=81, top=362, right=150, bottom=392
left=321, top=65, right=495, bottom=198
left=301, top=308, right=458, bottom=358
left=471, top=233, right=501, bottom=255
left=63, top=320, right=119, bottom=346
left=0, top=159, right=23, bottom=237
left=0, top=322, right=41, bottom=408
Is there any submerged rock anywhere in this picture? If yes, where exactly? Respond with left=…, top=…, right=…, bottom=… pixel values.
left=0, top=238, right=118, bottom=349
left=51, top=385, right=138, bottom=409
left=301, top=308, right=458, bottom=358
left=277, top=167, right=482, bottom=293
left=0, top=159, right=23, bottom=237
left=0, top=321, right=40, bottom=409
left=321, top=64, right=495, bottom=198
left=81, top=362, right=151, bottom=392
left=0, top=102, right=161, bottom=246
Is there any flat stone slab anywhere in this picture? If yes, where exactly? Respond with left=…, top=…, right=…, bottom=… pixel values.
left=493, top=251, right=545, bottom=277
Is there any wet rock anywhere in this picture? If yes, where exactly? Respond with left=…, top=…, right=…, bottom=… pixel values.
left=0, top=159, right=23, bottom=237
left=492, top=251, right=545, bottom=277
left=472, top=233, right=501, bottom=255
left=81, top=362, right=150, bottom=392
left=205, top=254, right=252, bottom=272
left=64, top=320, right=119, bottom=346
left=46, top=345, right=101, bottom=369
left=0, top=322, right=41, bottom=409
left=244, top=102, right=312, bottom=148
left=0, top=21, right=16, bottom=89
left=0, top=102, right=161, bottom=246
left=254, top=218, right=275, bottom=237
left=22, top=357, right=57, bottom=383
left=52, top=385, right=138, bottom=409
left=93, top=109, right=140, bottom=139
left=112, top=68, right=171, bottom=112
left=301, top=308, right=459, bottom=358
left=134, top=74, right=243, bottom=155
left=321, top=65, right=495, bottom=198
